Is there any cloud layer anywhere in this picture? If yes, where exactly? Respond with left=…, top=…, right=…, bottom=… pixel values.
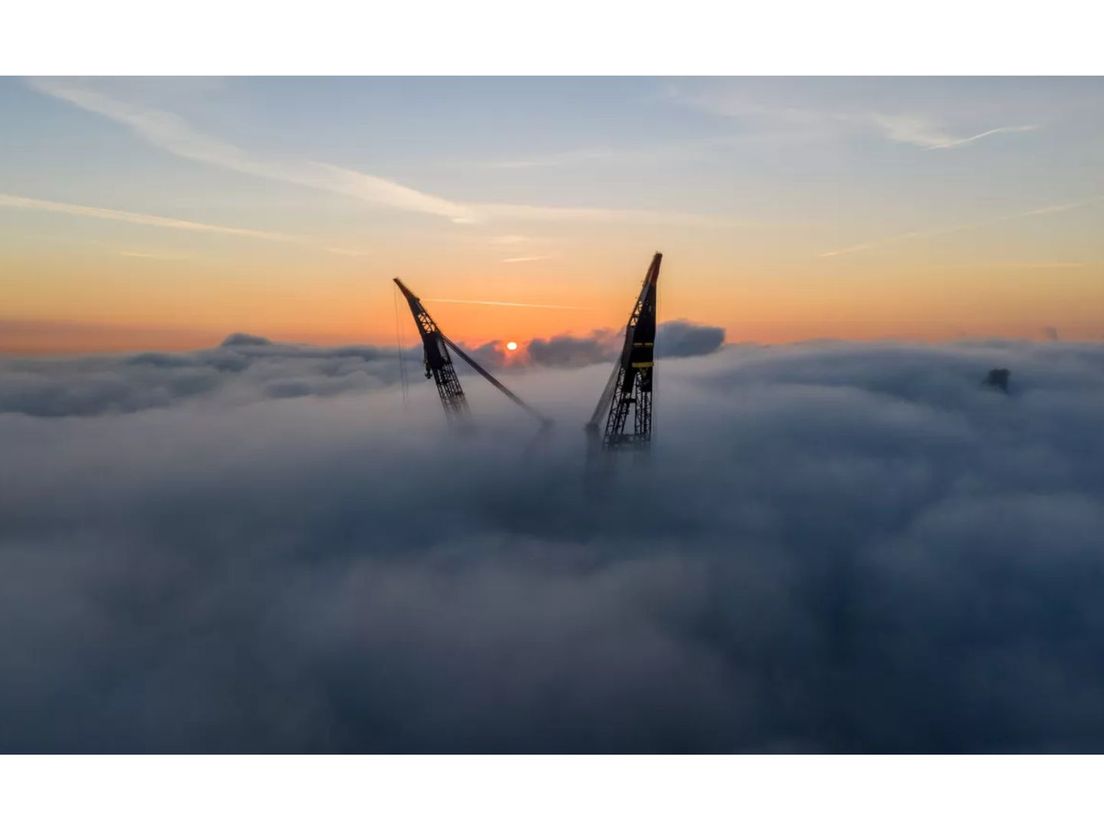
left=0, top=334, right=404, bottom=417
left=1, top=338, right=1103, bottom=752
left=0, top=322, right=726, bottom=417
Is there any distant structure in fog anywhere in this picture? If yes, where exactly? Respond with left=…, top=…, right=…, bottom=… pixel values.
left=984, top=367, right=1011, bottom=393
left=393, top=278, right=548, bottom=428
left=586, top=252, right=661, bottom=451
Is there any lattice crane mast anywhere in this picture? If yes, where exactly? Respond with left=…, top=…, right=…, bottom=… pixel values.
left=393, top=277, right=549, bottom=428
left=586, top=252, right=661, bottom=450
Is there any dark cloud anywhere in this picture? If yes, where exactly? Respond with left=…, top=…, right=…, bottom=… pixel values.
left=0, top=320, right=725, bottom=418
left=524, top=320, right=726, bottom=369
left=527, top=330, right=619, bottom=369
left=220, top=332, right=273, bottom=347
left=0, top=339, right=1103, bottom=752
left=654, top=320, right=726, bottom=358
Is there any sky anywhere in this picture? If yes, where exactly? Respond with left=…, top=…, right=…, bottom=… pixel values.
left=2, top=76, right=1104, bottom=353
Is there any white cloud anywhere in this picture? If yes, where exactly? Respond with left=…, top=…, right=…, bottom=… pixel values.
left=3, top=340, right=1104, bottom=751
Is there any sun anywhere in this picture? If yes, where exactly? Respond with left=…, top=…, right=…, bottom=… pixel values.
left=505, top=341, right=518, bottom=351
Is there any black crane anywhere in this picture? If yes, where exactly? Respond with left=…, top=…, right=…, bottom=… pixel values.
left=586, top=252, right=661, bottom=450
left=393, top=277, right=549, bottom=428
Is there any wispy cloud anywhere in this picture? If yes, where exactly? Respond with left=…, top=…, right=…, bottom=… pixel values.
left=485, top=236, right=555, bottom=264
left=29, top=78, right=736, bottom=229
left=819, top=197, right=1103, bottom=259
left=666, top=82, right=1040, bottom=153
left=484, top=138, right=731, bottom=170
left=871, top=115, right=1038, bottom=150
left=487, top=235, right=538, bottom=246
left=426, top=298, right=591, bottom=310
left=27, top=78, right=476, bottom=224
left=946, top=261, right=1089, bottom=270
left=926, top=125, right=1039, bottom=150
left=664, top=83, right=820, bottom=127
left=487, top=148, right=622, bottom=169
left=0, top=192, right=296, bottom=242
left=118, top=249, right=191, bottom=261
left=474, top=202, right=736, bottom=227
left=0, top=192, right=375, bottom=259
left=819, top=231, right=922, bottom=259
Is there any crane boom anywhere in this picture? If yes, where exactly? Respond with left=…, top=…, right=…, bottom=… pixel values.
left=586, top=252, right=661, bottom=450
left=393, top=277, right=549, bottom=428
left=393, top=277, right=470, bottom=426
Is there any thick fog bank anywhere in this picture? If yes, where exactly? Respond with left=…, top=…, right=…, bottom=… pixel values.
left=1, top=339, right=1102, bottom=751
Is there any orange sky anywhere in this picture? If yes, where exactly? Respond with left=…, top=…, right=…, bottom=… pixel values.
left=4, top=248, right=1103, bottom=354
left=4, top=77, right=1104, bottom=354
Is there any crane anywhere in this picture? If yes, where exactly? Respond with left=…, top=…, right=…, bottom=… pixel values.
left=586, top=252, right=661, bottom=451
left=393, top=277, right=549, bottom=429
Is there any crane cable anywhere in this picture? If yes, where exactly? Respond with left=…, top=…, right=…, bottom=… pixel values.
left=442, top=333, right=550, bottom=427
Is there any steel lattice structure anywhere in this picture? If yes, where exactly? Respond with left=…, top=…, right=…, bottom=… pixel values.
left=394, top=277, right=549, bottom=430
left=587, top=252, right=661, bottom=450
left=394, top=278, right=471, bottom=426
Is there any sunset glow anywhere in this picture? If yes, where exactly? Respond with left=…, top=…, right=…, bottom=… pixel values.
left=2, top=77, right=1104, bottom=353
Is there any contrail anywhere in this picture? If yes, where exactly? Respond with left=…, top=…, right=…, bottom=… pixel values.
left=927, top=124, right=1039, bottom=150
left=0, top=192, right=294, bottom=242
left=427, top=298, right=593, bottom=310
left=0, top=192, right=374, bottom=258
